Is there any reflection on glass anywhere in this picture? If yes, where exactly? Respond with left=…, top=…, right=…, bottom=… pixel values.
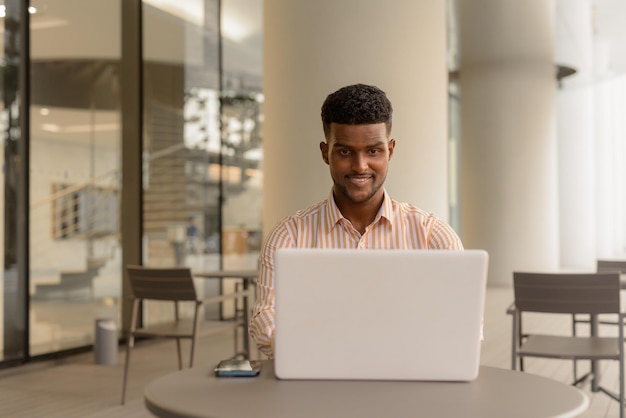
left=142, top=0, right=221, bottom=324
left=220, top=0, right=263, bottom=318
left=28, top=1, right=122, bottom=356
left=220, top=92, right=263, bottom=265
left=142, top=0, right=262, bottom=325
left=1, top=0, right=26, bottom=361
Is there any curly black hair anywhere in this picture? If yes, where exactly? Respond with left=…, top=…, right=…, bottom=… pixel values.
left=321, top=83, right=393, bottom=138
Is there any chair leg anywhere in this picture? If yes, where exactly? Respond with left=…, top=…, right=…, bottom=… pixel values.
left=189, top=304, right=202, bottom=367
left=190, top=334, right=198, bottom=368
left=512, top=310, right=519, bottom=371
left=120, top=334, right=134, bottom=405
left=572, top=314, right=578, bottom=382
left=234, top=324, right=243, bottom=359
left=619, top=312, right=625, bottom=418
left=518, top=314, right=524, bottom=371
left=176, top=338, right=183, bottom=370
left=233, top=293, right=242, bottom=357
left=619, top=362, right=624, bottom=418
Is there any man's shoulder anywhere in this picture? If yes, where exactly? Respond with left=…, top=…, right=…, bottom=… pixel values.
left=273, top=199, right=328, bottom=227
left=390, top=199, right=452, bottom=227
left=390, top=199, right=431, bottom=217
left=293, top=199, right=328, bottom=218
left=265, top=199, right=328, bottom=244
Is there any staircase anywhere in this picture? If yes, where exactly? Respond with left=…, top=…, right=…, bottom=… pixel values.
left=32, top=257, right=107, bottom=301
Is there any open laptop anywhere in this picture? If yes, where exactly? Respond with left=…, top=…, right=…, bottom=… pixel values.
left=273, top=248, right=489, bottom=381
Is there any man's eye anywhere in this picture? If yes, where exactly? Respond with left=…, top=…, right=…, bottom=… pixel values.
left=369, top=149, right=381, bottom=155
left=338, top=149, right=350, bottom=156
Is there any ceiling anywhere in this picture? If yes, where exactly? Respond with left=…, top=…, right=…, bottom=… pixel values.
left=6, top=0, right=626, bottom=143
left=12, top=0, right=625, bottom=84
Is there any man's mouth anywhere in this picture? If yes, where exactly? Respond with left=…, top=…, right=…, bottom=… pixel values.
left=347, top=175, right=372, bottom=185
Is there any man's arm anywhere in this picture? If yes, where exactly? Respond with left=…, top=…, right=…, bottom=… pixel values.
left=249, top=222, right=293, bottom=358
left=429, top=218, right=464, bottom=250
left=249, top=280, right=275, bottom=357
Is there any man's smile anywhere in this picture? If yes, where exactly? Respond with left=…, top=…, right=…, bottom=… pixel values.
left=347, top=175, right=373, bottom=185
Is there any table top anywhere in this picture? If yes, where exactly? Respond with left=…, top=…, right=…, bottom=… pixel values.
left=144, top=360, right=588, bottom=418
left=194, top=269, right=258, bottom=279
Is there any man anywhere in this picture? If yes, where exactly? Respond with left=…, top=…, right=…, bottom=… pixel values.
left=186, top=217, right=198, bottom=254
left=249, top=83, right=463, bottom=358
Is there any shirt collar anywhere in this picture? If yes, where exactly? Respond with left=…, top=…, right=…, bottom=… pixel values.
left=324, top=189, right=394, bottom=231
left=379, top=189, right=394, bottom=224
left=325, top=190, right=344, bottom=230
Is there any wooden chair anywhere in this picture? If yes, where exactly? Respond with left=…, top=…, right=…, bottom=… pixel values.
left=597, top=259, right=626, bottom=282
left=511, top=271, right=624, bottom=418
left=574, top=261, right=626, bottom=325
left=121, top=265, right=251, bottom=405
left=571, top=260, right=626, bottom=382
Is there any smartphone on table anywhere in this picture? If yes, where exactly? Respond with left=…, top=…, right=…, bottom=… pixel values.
left=214, top=359, right=263, bottom=377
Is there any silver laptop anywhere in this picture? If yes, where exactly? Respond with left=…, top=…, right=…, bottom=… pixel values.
left=273, top=248, right=489, bottom=381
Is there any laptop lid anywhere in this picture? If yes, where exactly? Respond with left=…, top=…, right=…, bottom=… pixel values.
left=273, top=249, right=488, bottom=381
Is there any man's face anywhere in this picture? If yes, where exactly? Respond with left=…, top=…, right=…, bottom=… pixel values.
left=320, top=122, right=395, bottom=206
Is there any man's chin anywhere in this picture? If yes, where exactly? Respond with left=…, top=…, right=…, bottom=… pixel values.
left=343, top=190, right=375, bottom=204
left=334, top=183, right=381, bottom=204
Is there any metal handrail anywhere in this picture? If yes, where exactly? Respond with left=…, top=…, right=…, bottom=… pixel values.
left=30, top=168, right=119, bottom=209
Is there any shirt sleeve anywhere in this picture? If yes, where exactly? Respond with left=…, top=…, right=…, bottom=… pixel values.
left=249, top=220, right=293, bottom=358
left=248, top=281, right=275, bottom=357
left=428, top=218, right=464, bottom=250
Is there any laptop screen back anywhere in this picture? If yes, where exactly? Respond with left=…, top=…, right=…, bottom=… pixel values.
left=273, top=249, right=488, bottom=381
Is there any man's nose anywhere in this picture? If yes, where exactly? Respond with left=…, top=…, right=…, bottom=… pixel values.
left=352, top=153, right=368, bottom=172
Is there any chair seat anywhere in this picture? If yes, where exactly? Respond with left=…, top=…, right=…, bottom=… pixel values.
left=519, top=335, right=620, bottom=360
left=134, top=319, right=241, bottom=339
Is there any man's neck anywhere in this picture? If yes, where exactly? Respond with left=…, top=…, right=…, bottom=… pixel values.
left=333, top=191, right=384, bottom=235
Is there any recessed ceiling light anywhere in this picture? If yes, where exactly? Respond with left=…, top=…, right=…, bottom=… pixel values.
left=0, top=6, right=38, bottom=18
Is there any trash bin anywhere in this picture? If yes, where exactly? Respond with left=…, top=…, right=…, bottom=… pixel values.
left=94, top=318, right=118, bottom=365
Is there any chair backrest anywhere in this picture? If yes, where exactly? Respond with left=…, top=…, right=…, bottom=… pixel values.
left=513, top=272, right=620, bottom=315
left=597, top=259, right=626, bottom=274
left=126, top=265, right=197, bottom=301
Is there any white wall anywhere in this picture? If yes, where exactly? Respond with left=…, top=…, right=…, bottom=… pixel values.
left=263, top=0, right=450, bottom=234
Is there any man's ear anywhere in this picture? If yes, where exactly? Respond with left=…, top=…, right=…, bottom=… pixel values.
left=320, top=141, right=329, bottom=164
left=388, top=138, right=396, bottom=160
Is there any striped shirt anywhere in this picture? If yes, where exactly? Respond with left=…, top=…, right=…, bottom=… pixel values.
left=249, top=189, right=463, bottom=358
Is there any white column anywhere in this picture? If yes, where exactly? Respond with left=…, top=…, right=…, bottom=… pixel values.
left=459, top=0, right=559, bottom=285
left=262, top=0, right=450, bottom=234
left=555, top=0, right=595, bottom=269
left=595, top=76, right=626, bottom=258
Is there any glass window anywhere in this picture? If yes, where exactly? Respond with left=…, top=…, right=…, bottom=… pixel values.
left=219, top=0, right=263, bottom=317
left=28, top=0, right=122, bottom=356
left=142, top=0, right=262, bottom=324
left=0, top=0, right=26, bottom=362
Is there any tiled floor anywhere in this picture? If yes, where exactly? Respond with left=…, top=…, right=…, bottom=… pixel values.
left=0, top=286, right=623, bottom=417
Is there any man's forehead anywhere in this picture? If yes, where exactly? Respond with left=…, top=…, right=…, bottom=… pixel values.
left=331, top=138, right=389, bottom=147
left=329, top=121, right=387, bottom=129
left=328, top=123, right=388, bottom=142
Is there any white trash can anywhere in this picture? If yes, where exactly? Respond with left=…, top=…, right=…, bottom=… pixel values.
left=94, top=318, right=118, bottom=365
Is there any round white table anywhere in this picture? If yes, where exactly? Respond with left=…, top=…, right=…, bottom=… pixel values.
left=144, top=360, right=588, bottom=418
